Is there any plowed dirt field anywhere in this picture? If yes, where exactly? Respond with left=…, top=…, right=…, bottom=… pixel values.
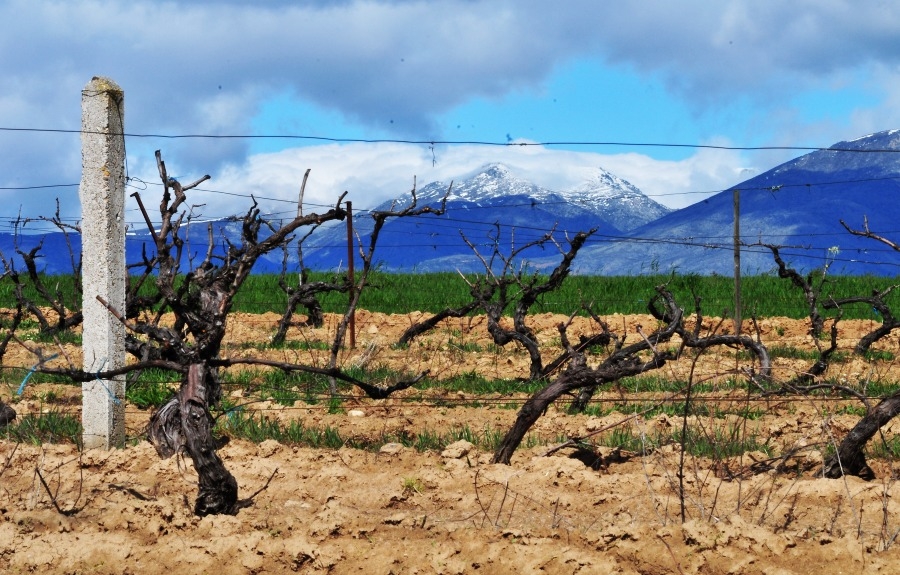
left=4, top=310, right=900, bottom=574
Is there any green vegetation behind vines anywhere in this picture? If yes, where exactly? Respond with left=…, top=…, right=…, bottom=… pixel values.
left=3, top=271, right=898, bottom=320
left=232, top=271, right=899, bottom=319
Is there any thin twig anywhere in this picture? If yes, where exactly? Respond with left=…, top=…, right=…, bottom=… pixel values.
left=656, top=534, right=686, bottom=575
left=34, top=459, right=83, bottom=516
left=0, top=441, right=18, bottom=478
left=543, top=404, right=663, bottom=457
left=235, top=467, right=280, bottom=511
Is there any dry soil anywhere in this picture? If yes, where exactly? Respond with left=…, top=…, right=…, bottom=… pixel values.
left=4, top=310, right=900, bottom=574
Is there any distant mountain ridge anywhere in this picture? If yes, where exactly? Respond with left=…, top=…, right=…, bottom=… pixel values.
left=5, top=130, right=900, bottom=276
left=0, top=161, right=668, bottom=275
left=556, top=129, right=900, bottom=276
left=409, top=163, right=669, bottom=232
left=299, top=163, right=671, bottom=272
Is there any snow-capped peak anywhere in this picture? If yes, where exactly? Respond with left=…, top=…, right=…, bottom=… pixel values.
left=400, top=163, right=669, bottom=232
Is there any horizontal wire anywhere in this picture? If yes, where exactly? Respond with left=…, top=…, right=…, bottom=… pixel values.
left=6, top=392, right=887, bottom=420
left=4, top=173, right=900, bottom=203
left=5, top=125, right=900, bottom=153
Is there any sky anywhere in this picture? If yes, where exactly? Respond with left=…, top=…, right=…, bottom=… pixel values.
left=2, top=0, right=900, bottom=230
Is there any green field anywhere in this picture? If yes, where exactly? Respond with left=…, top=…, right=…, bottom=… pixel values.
left=2, top=271, right=898, bottom=320
left=230, top=271, right=900, bottom=320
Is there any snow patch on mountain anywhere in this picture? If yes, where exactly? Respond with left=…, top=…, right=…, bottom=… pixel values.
left=409, top=162, right=670, bottom=232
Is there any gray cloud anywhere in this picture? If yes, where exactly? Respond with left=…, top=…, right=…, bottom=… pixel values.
left=1, top=0, right=898, bottom=223
left=593, top=1, right=900, bottom=104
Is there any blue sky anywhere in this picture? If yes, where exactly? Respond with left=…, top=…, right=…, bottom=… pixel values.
left=250, top=56, right=883, bottom=160
left=1, top=1, right=899, bottom=224
left=250, top=60, right=723, bottom=159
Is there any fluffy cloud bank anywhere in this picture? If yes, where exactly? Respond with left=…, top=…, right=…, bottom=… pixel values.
left=178, top=141, right=752, bottom=224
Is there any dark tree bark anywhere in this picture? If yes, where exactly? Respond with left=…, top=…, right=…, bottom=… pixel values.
left=0, top=206, right=84, bottom=337
left=841, top=216, right=900, bottom=252
left=149, top=363, right=237, bottom=515
left=0, top=280, right=24, bottom=364
left=0, top=200, right=161, bottom=351
left=0, top=156, right=469, bottom=519
left=16, top=244, right=83, bottom=336
left=824, top=286, right=900, bottom=355
left=822, top=389, right=900, bottom=480
left=456, top=227, right=596, bottom=381
left=492, top=286, right=777, bottom=464
left=566, top=306, right=620, bottom=414
left=272, top=271, right=349, bottom=344
left=760, top=223, right=900, bottom=479
left=493, top=349, right=674, bottom=464
left=492, top=287, right=682, bottom=464
left=324, top=179, right=449, bottom=394
left=130, top=151, right=348, bottom=514
left=756, top=242, right=848, bottom=384
left=757, top=243, right=826, bottom=338
left=0, top=400, right=15, bottom=427
left=568, top=289, right=773, bottom=414
left=32, top=153, right=446, bottom=514
left=398, top=301, right=480, bottom=345
left=271, top=224, right=351, bottom=344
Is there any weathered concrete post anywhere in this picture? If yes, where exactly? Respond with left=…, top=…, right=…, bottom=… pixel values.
left=79, top=77, right=126, bottom=449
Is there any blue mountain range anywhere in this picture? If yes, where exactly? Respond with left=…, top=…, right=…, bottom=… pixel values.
left=300, top=163, right=670, bottom=273
left=563, top=129, right=900, bottom=276
left=4, top=130, right=900, bottom=276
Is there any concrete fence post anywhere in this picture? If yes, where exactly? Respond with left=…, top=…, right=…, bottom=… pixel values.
left=79, top=76, right=126, bottom=449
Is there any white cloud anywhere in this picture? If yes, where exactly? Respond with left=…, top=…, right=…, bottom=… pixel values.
left=3, top=1, right=899, bottom=224
left=161, top=142, right=751, bottom=227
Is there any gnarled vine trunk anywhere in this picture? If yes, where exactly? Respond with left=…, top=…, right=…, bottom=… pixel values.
left=822, top=389, right=900, bottom=480
left=149, top=363, right=237, bottom=515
